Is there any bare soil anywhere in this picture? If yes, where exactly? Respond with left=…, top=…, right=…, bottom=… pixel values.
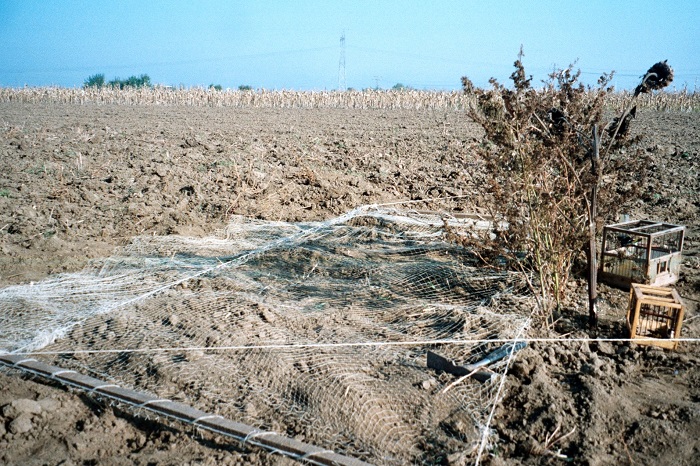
left=1, top=103, right=699, bottom=465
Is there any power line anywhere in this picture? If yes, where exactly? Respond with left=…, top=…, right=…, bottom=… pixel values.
left=0, top=47, right=338, bottom=75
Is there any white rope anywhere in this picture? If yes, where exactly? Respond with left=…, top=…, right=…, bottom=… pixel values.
left=192, top=414, right=224, bottom=425
left=136, top=399, right=171, bottom=408
left=475, top=324, right=529, bottom=465
left=11, top=358, right=37, bottom=366
left=8, top=336, right=699, bottom=356
left=90, top=383, right=119, bottom=394
left=243, top=430, right=277, bottom=443
left=300, top=449, right=336, bottom=460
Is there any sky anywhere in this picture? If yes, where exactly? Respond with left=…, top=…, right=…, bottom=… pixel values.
left=0, top=0, right=698, bottom=92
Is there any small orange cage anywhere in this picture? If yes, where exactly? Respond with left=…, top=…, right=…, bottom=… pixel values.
left=627, top=284, right=685, bottom=350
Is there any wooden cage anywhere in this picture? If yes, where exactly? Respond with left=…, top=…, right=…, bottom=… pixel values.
left=627, top=284, right=685, bottom=350
left=599, top=220, right=685, bottom=289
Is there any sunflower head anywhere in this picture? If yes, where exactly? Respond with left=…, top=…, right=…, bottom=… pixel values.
left=634, top=60, right=674, bottom=96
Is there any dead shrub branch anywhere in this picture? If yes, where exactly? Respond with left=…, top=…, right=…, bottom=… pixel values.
left=453, top=48, right=673, bottom=329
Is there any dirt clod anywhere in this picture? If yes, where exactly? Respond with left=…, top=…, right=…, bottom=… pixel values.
left=9, top=413, right=33, bottom=435
left=2, top=398, right=42, bottom=419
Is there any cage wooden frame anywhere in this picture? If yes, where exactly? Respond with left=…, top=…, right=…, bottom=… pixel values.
left=599, top=220, right=685, bottom=289
left=626, top=284, right=685, bottom=350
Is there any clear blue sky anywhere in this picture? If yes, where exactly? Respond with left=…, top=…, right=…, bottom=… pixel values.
left=1, top=0, right=698, bottom=91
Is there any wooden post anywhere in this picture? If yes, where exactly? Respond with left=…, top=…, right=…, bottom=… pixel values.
left=588, top=125, right=600, bottom=328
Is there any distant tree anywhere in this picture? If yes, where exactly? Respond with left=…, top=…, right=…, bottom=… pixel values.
left=392, top=83, right=412, bottom=90
left=108, top=74, right=152, bottom=89
left=238, top=85, right=253, bottom=91
left=130, top=74, right=151, bottom=87
left=83, top=73, right=105, bottom=88
left=209, top=84, right=223, bottom=91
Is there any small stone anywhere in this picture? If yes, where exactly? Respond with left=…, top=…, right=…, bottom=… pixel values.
left=133, top=432, right=147, bottom=448
left=676, top=354, right=689, bottom=364
left=511, top=360, right=532, bottom=378
left=244, top=402, right=258, bottom=418
left=446, top=451, right=468, bottom=466
left=69, top=325, right=84, bottom=340
left=599, top=362, right=613, bottom=376
left=658, top=145, right=677, bottom=156
left=259, top=308, right=276, bottom=323
left=166, top=314, right=180, bottom=326
left=72, top=439, right=89, bottom=452
left=9, top=413, right=33, bottom=434
left=155, top=165, right=169, bottom=178
left=185, top=350, right=204, bottom=362
left=37, top=398, right=61, bottom=412
left=442, top=417, right=477, bottom=438
left=420, top=378, right=437, bottom=390
left=617, top=362, right=633, bottom=375
left=2, top=398, right=42, bottom=419
left=579, top=341, right=591, bottom=356
left=595, top=341, right=615, bottom=356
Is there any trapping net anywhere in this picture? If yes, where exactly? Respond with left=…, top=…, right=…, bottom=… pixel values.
left=0, top=205, right=534, bottom=464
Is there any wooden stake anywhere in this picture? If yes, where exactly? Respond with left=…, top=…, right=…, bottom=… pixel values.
left=588, top=125, right=600, bottom=328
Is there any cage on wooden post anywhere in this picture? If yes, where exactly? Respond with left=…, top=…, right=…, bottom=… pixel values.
left=626, top=284, right=685, bottom=350
left=599, top=220, right=685, bottom=289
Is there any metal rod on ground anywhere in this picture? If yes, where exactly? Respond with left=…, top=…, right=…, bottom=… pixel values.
left=0, top=353, right=371, bottom=466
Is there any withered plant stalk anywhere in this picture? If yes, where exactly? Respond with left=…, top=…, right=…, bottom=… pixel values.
left=454, top=49, right=673, bottom=329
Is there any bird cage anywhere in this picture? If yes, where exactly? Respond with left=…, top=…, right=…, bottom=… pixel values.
left=627, top=284, right=685, bottom=350
left=599, top=220, right=685, bottom=289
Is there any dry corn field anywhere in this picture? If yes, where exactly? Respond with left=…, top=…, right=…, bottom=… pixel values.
left=0, top=94, right=699, bottom=465
left=0, top=87, right=475, bottom=110
left=1, top=86, right=699, bottom=111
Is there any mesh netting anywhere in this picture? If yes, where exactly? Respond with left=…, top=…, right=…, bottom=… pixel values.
left=0, top=205, right=534, bottom=464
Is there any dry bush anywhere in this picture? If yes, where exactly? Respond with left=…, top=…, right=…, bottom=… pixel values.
left=452, top=50, right=673, bottom=328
